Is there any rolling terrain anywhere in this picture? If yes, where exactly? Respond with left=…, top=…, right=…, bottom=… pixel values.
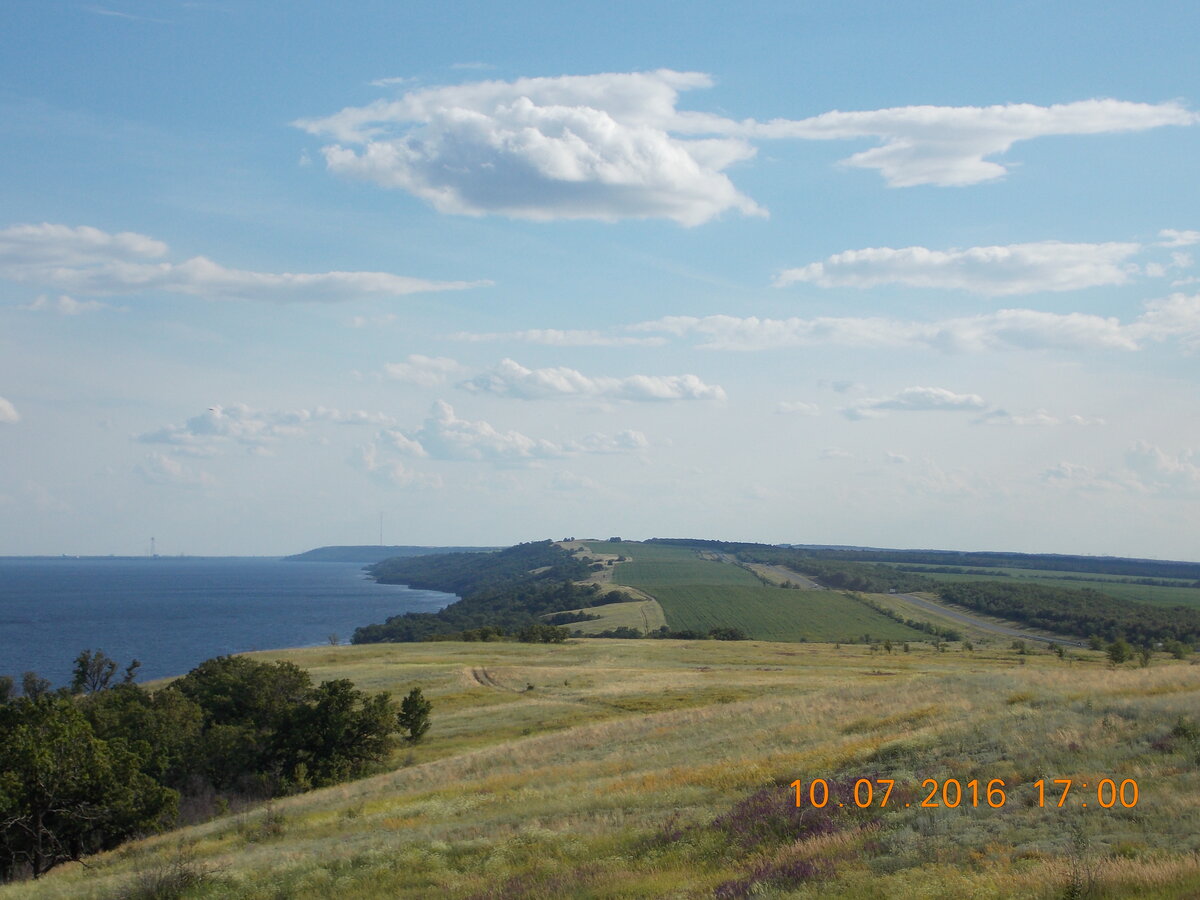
left=8, top=639, right=1198, bottom=899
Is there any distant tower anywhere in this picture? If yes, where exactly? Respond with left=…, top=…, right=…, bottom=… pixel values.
left=379, top=512, right=384, bottom=547
left=150, top=536, right=157, bottom=557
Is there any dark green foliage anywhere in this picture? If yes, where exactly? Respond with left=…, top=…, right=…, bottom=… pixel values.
left=543, top=610, right=601, bottom=625
left=1107, top=639, right=1133, bottom=665
left=20, top=672, right=51, bottom=701
left=354, top=542, right=604, bottom=643
left=1164, top=639, right=1191, bottom=659
left=397, top=688, right=431, bottom=744
left=938, top=581, right=1200, bottom=644
left=517, top=623, right=569, bottom=643
left=169, top=656, right=396, bottom=791
left=0, top=695, right=177, bottom=880
left=0, top=677, right=12, bottom=705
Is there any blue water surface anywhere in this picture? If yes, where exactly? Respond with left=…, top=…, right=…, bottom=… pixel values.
left=0, top=557, right=455, bottom=687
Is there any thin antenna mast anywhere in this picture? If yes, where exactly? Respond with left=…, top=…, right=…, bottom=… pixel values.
left=379, top=512, right=383, bottom=547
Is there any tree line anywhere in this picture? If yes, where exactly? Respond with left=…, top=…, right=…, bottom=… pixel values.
left=354, top=542, right=628, bottom=643
left=937, top=581, right=1200, bottom=645
left=0, top=651, right=430, bottom=882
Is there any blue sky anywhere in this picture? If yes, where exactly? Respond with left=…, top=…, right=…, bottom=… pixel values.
left=2, top=0, right=1199, bottom=557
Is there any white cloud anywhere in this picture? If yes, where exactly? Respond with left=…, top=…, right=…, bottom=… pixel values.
left=884, top=451, right=909, bottom=464
left=136, top=452, right=216, bottom=487
left=776, top=400, right=820, bottom=415
left=776, top=241, right=1141, bottom=295
left=374, top=400, right=649, bottom=465
left=844, top=386, right=987, bottom=420
left=137, top=403, right=391, bottom=454
left=294, top=70, right=765, bottom=226
left=633, top=307, right=1148, bottom=353
left=20, top=294, right=115, bottom=314
left=1125, top=441, right=1200, bottom=494
left=755, top=99, right=1197, bottom=187
left=0, top=395, right=19, bottom=424
left=568, top=430, right=649, bottom=453
left=1160, top=229, right=1200, bottom=248
left=352, top=443, right=438, bottom=487
left=384, top=354, right=463, bottom=386
left=0, top=223, right=487, bottom=302
left=1129, top=293, right=1200, bottom=349
left=458, top=358, right=726, bottom=402
left=975, top=409, right=1106, bottom=427
left=450, top=328, right=664, bottom=347
left=298, top=79, right=1196, bottom=220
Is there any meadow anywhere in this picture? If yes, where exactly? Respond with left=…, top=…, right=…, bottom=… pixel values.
left=7, top=639, right=1198, bottom=899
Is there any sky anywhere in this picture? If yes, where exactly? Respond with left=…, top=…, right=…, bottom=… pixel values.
left=1, top=1, right=1199, bottom=558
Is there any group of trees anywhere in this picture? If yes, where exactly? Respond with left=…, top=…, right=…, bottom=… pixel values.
left=354, top=542, right=628, bottom=643
left=938, top=581, right=1200, bottom=645
left=1, top=651, right=431, bottom=882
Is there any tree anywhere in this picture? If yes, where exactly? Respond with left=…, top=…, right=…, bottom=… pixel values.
left=71, top=650, right=122, bottom=695
left=0, top=695, right=175, bottom=880
left=1106, top=638, right=1133, bottom=665
left=397, top=688, right=432, bottom=744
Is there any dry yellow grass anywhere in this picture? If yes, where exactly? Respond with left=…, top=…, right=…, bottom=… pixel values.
left=5, top=639, right=1198, bottom=899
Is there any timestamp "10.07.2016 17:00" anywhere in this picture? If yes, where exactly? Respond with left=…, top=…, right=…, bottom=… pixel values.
left=791, top=778, right=1140, bottom=810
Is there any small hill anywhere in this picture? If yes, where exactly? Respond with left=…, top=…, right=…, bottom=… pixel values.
left=283, top=545, right=496, bottom=563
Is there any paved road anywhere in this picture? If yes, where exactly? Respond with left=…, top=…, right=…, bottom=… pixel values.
left=893, top=593, right=1085, bottom=647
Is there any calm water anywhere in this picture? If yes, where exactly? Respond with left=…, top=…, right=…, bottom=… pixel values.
left=0, top=557, right=455, bottom=687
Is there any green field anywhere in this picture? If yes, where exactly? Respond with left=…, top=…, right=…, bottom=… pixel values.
left=11, top=639, right=1199, bottom=899
left=591, top=541, right=762, bottom=587
left=586, top=542, right=932, bottom=642
left=652, top=585, right=929, bottom=642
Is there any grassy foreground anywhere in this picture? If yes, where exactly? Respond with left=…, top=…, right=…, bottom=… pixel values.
left=5, top=639, right=1199, bottom=899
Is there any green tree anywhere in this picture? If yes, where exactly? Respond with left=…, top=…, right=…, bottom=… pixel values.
left=1106, top=638, right=1133, bottom=665
left=282, top=679, right=396, bottom=786
left=397, top=688, right=432, bottom=744
left=0, top=695, right=176, bottom=880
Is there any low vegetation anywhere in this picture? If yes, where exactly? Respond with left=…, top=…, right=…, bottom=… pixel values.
left=5, top=639, right=1197, bottom=898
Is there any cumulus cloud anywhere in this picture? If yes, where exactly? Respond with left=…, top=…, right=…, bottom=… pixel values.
left=352, top=443, right=438, bottom=487
left=0, top=223, right=486, bottom=302
left=752, top=99, right=1196, bottom=187
left=458, top=358, right=726, bottom=402
left=0, top=395, right=19, bottom=424
left=20, top=293, right=116, bottom=314
left=296, top=70, right=763, bottom=226
left=377, top=400, right=648, bottom=463
left=383, top=354, right=463, bottom=386
left=136, top=403, right=391, bottom=454
left=1125, top=441, right=1200, bottom=494
left=297, top=74, right=1195, bottom=221
left=1160, top=229, right=1200, bottom=248
left=450, top=328, right=665, bottom=347
left=776, top=241, right=1141, bottom=295
left=843, top=386, right=987, bottom=420
left=136, top=452, right=216, bottom=487
left=1129, top=293, right=1200, bottom=348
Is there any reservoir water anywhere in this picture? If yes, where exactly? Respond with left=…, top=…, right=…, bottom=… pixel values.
left=0, top=557, right=455, bottom=688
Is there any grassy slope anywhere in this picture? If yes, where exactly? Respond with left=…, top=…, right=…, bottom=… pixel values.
left=551, top=599, right=669, bottom=634
left=11, top=640, right=1200, bottom=900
